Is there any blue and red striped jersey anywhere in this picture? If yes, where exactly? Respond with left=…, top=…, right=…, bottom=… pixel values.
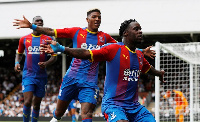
left=55, top=27, right=116, bottom=87
left=18, top=34, right=54, bottom=78
left=90, top=42, right=151, bottom=112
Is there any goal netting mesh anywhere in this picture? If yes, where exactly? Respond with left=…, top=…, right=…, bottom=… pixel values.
left=155, top=42, right=200, bottom=122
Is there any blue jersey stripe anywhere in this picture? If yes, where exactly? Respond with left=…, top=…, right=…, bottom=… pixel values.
left=104, top=49, right=121, bottom=102
left=73, top=30, right=80, bottom=48
left=86, top=32, right=98, bottom=45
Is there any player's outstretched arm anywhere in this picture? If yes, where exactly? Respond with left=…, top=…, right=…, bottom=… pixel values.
left=13, top=15, right=55, bottom=36
left=148, top=66, right=165, bottom=83
left=13, top=15, right=31, bottom=29
left=40, top=40, right=91, bottom=60
left=143, top=46, right=156, bottom=59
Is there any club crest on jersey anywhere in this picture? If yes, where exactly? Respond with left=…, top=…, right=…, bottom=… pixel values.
left=81, top=43, right=100, bottom=50
left=27, top=46, right=43, bottom=54
left=123, top=69, right=141, bottom=81
left=138, top=55, right=143, bottom=65
left=99, top=36, right=104, bottom=43
left=41, top=39, right=46, bottom=44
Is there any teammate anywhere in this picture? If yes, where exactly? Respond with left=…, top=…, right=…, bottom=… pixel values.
left=40, top=19, right=165, bottom=122
left=163, top=90, right=189, bottom=122
left=14, top=16, right=57, bottom=122
left=13, top=9, right=155, bottom=122
left=67, top=99, right=77, bottom=122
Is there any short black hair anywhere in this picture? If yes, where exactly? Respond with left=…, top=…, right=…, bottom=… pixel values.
left=32, top=16, right=43, bottom=23
left=119, top=19, right=137, bottom=37
left=87, top=8, right=101, bottom=16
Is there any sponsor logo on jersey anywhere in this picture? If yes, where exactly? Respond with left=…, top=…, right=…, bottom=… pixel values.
left=27, top=46, right=43, bottom=54
left=123, top=69, right=141, bottom=81
left=81, top=43, right=100, bottom=50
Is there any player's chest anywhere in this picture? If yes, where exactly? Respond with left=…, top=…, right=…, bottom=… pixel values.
left=118, top=49, right=144, bottom=69
left=24, top=37, right=44, bottom=47
left=76, top=31, right=106, bottom=46
left=119, top=53, right=142, bottom=82
left=24, top=37, right=44, bottom=54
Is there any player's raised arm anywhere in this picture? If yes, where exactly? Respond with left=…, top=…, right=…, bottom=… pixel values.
left=40, top=40, right=91, bottom=60
left=142, top=46, right=156, bottom=59
left=13, top=15, right=55, bottom=36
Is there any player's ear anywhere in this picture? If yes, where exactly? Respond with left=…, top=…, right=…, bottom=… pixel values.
left=123, top=30, right=128, bottom=37
left=86, top=17, right=89, bottom=23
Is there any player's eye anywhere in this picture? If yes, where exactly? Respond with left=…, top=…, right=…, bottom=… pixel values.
left=36, top=20, right=43, bottom=22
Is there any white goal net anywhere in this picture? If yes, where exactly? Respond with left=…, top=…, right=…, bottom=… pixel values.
left=155, top=42, right=200, bottom=122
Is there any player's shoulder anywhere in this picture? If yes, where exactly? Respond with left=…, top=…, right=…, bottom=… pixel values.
left=73, top=27, right=82, bottom=30
left=102, top=42, right=123, bottom=48
left=73, top=27, right=86, bottom=31
left=61, top=27, right=82, bottom=31
left=66, top=27, right=84, bottom=32
left=136, top=49, right=144, bottom=58
left=98, top=31, right=111, bottom=36
left=20, top=33, right=32, bottom=39
left=41, top=34, right=53, bottom=39
left=136, top=49, right=143, bottom=53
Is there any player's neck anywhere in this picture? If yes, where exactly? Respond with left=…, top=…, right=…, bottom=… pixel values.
left=122, top=39, right=136, bottom=51
left=32, top=31, right=41, bottom=36
left=87, top=27, right=98, bottom=32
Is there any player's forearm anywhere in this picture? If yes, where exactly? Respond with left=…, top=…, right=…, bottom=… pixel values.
left=30, top=24, right=55, bottom=36
left=65, top=47, right=91, bottom=60
left=45, top=56, right=57, bottom=67
left=35, top=26, right=55, bottom=36
left=148, top=66, right=163, bottom=77
left=15, top=53, right=23, bottom=63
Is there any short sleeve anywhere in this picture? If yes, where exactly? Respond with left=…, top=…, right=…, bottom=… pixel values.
left=55, top=27, right=80, bottom=39
left=17, top=37, right=25, bottom=54
left=91, top=44, right=119, bottom=62
left=104, top=33, right=117, bottom=43
left=141, top=58, right=151, bottom=73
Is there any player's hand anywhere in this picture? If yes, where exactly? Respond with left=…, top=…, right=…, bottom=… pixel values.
left=40, top=40, right=65, bottom=53
left=143, top=46, right=156, bottom=59
left=13, top=15, right=32, bottom=29
left=14, top=64, right=21, bottom=72
left=159, top=70, right=166, bottom=83
left=38, top=62, right=46, bottom=69
left=40, top=40, right=57, bottom=54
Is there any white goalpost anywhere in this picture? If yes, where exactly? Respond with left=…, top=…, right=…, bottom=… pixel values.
left=155, top=42, right=200, bottom=122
